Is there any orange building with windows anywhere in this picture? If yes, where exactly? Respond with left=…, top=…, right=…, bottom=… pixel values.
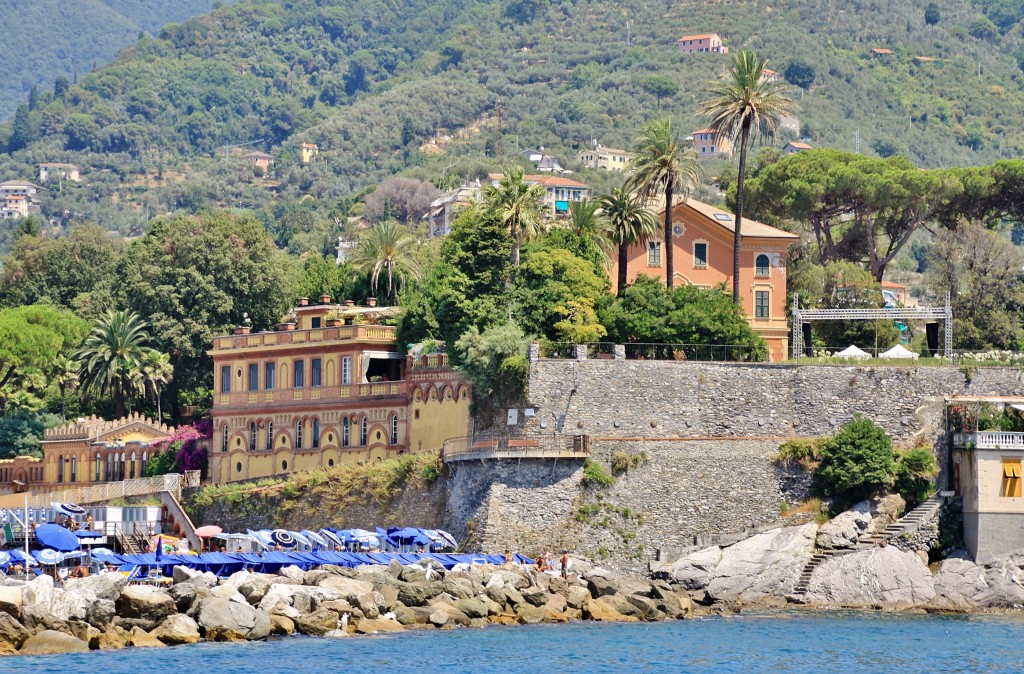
left=208, top=298, right=471, bottom=483
left=610, top=199, right=798, bottom=361
left=0, top=414, right=173, bottom=496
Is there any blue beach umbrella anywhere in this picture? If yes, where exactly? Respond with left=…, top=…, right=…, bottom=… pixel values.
left=270, top=529, right=296, bottom=548
left=34, top=549, right=63, bottom=565
left=155, top=535, right=163, bottom=561
left=34, top=524, right=80, bottom=552
left=301, top=530, right=329, bottom=549
left=319, top=529, right=344, bottom=549
left=52, top=502, right=87, bottom=517
left=0, top=551, right=10, bottom=566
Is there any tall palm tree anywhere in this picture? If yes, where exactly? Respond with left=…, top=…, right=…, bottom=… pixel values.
left=50, top=354, right=79, bottom=422
left=75, top=310, right=152, bottom=418
left=599, top=186, right=660, bottom=296
left=629, top=119, right=702, bottom=288
left=566, top=198, right=613, bottom=263
left=140, top=349, right=174, bottom=423
left=350, top=221, right=422, bottom=302
left=700, top=50, right=797, bottom=303
left=481, top=167, right=547, bottom=266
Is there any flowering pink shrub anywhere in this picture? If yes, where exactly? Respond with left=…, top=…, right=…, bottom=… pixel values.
left=148, top=418, right=212, bottom=475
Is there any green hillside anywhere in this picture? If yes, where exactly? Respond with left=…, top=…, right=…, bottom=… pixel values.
left=0, top=0, right=1022, bottom=246
left=0, top=0, right=230, bottom=119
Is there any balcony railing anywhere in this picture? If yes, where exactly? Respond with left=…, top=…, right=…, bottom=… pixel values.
left=953, top=432, right=1024, bottom=450
left=27, top=472, right=190, bottom=508
left=216, top=381, right=407, bottom=407
left=212, top=324, right=397, bottom=350
left=442, top=434, right=590, bottom=463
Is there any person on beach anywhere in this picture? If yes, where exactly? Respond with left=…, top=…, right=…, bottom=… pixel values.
left=535, top=553, right=548, bottom=572
left=70, top=559, right=90, bottom=578
left=504, top=549, right=514, bottom=564
left=560, top=550, right=570, bottom=579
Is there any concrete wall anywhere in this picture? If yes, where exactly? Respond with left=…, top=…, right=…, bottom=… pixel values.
left=521, top=360, right=1024, bottom=440
left=964, top=512, right=1024, bottom=564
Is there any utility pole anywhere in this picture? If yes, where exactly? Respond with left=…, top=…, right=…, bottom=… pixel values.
left=496, top=97, right=504, bottom=161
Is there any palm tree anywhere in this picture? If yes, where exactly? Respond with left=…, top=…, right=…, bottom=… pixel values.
left=629, top=119, right=702, bottom=288
left=481, top=167, right=547, bottom=266
left=140, top=349, right=173, bottom=423
left=566, top=199, right=613, bottom=263
left=700, top=50, right=797, bottom=303
left=350, top=221, right=422, bottom=302
left=599, top=186, right=660, bottom=296
left=75, top=310, right=152, bottom=418
left=51, top=354, right=79, bottom=422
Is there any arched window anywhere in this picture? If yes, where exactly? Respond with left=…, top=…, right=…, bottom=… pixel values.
left=95, top=453, right=101, bottom=481
left=119, top=453, right=126, bottom=482
left=70, top=457, right=77, bottom=483
left=755, top=254, right=770, bottom=276
left=250, top=422, right=257, bottom=450
left=141, top=452, right=148, bottom=475
left=222, top=425, right=229, bottom=453
left=106, top=454, right=113, bottom=482
left=266, top=422, right=273, bottom=451
left=360, top=417, right=368, bottom=446
left=57, top=455, right=64, bottom=483
left=312, top=418, right=320, bottom=448
left=128, top=452, right=136, bottom=480
left=342, top=418, right=350, bottom=447
left=295, top=420, right=303, bottom=449
left=390, top=415, right=399, bottom=445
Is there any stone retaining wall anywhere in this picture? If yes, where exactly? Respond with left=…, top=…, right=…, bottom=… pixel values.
left=521, top=360, right=1024, bottom=440
left=443, top=438, right=810, bottom=573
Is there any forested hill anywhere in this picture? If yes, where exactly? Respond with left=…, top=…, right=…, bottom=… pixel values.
left=0, top=0, right=1023, bottom=243
left=0, top=0, right=230, bottom=119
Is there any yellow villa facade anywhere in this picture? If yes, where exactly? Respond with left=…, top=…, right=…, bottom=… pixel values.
left=208, top=298, right=471, bottom=483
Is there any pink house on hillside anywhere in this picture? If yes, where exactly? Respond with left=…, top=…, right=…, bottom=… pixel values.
left=678, top=33, right=728, bottom=54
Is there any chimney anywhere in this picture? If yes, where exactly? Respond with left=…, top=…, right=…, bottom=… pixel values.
left=297, top=297, right=309, bottom=306
left=366, top=297, right=378, bottom=308
left=343, top=299, right=355, bottom=307
left=320, top=294, right=331, bottom=304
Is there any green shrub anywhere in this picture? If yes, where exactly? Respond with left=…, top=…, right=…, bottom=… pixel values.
left=894, top=447, right=939, bottom=506
left=609, top=450, right=647, bottom=475
left=581, top=458, right=616, bottom=488
left=814, top=415, right=895, bottom=505
left=773, top=438, right=825, bottom=467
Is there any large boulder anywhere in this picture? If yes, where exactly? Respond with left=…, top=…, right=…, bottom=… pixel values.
left=354, top=617, right=405, bottom=634
left=126, top=626, right=166, bottom=648
left=238, top=575, right=275, bottom=605
left=0, top=611, right=30, bottom=654
left=318, top=575, right=374, bottom=599
left=85, top=598, right=117, bottom=629
left=194, top=597, right=271, bottom=641
left=455, top=597, right=492, bottom=619
left=705, top=524, right=817, bottom=603
left=667, top=546, right=722, bottom=591
left=395, top=580, right=444, bottom=607
left=171, top=583, right=211, bottom=614
left=66, top=573, right=127, bottom=602
left=816, top=502, right=872, bottom=550
left=19, top=629, right=88, bottom=655
left=278, top=565, right=306, bottom=582
left=0, top=585, right=23, bottom=620
left=931, top=554, right=1024, bottom=610
left=269, top=614, right=295, bottom=635
left=151, top=614, right=201, bottom=645
left=209, top=585, right=249, bottom=604
left=95, top=625, right=130, bottom=650
left=581, top=598, right=637, bottom=622
left=117, top=585, right=177, bottom=623
left=294, top=608, right=340, bottom=636
left=804, top=545, right=936, bottom=608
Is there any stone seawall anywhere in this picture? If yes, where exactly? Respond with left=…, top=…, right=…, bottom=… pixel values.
left=443, top=439, right=809, bottom=573
left=521, top=361, right=1024, bottom=440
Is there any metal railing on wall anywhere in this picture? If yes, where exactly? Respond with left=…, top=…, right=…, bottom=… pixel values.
left=537, top=341, right=767, bottom=363
left=442, top=434, right=590, bottom=463
left=28, top=473, right=187, bottom=509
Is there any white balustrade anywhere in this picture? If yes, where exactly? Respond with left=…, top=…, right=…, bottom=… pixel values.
left=954, top=432, right=1024, bottom=450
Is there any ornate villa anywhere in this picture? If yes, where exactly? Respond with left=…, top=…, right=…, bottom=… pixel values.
left=610, top=198, right=798, bottom=361
left=208, top=296, right=470, bottom=483
left=0, top=414, right=173, bottom=496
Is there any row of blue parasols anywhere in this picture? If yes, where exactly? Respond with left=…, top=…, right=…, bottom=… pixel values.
left=236, top=527, right=458, bottom=552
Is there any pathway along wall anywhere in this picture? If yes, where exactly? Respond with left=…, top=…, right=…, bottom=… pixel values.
left=520, top=361, right=1024, bottom=440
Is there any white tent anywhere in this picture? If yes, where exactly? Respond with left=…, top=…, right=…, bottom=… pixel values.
left=834, top=345, right=871, bottom=360
left=880, top=344, right=919, bottom=360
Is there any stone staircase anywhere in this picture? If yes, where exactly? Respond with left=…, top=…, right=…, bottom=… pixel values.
left=790, top=492, right=944, bottom=599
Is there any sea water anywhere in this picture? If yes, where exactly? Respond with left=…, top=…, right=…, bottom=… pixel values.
left=7, top=611, right=1024, bottom=673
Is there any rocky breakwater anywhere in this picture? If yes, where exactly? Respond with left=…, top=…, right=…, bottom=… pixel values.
left=655, top=498, right=1024, bottom=613
left=0, top=559, right=697, bottom=656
